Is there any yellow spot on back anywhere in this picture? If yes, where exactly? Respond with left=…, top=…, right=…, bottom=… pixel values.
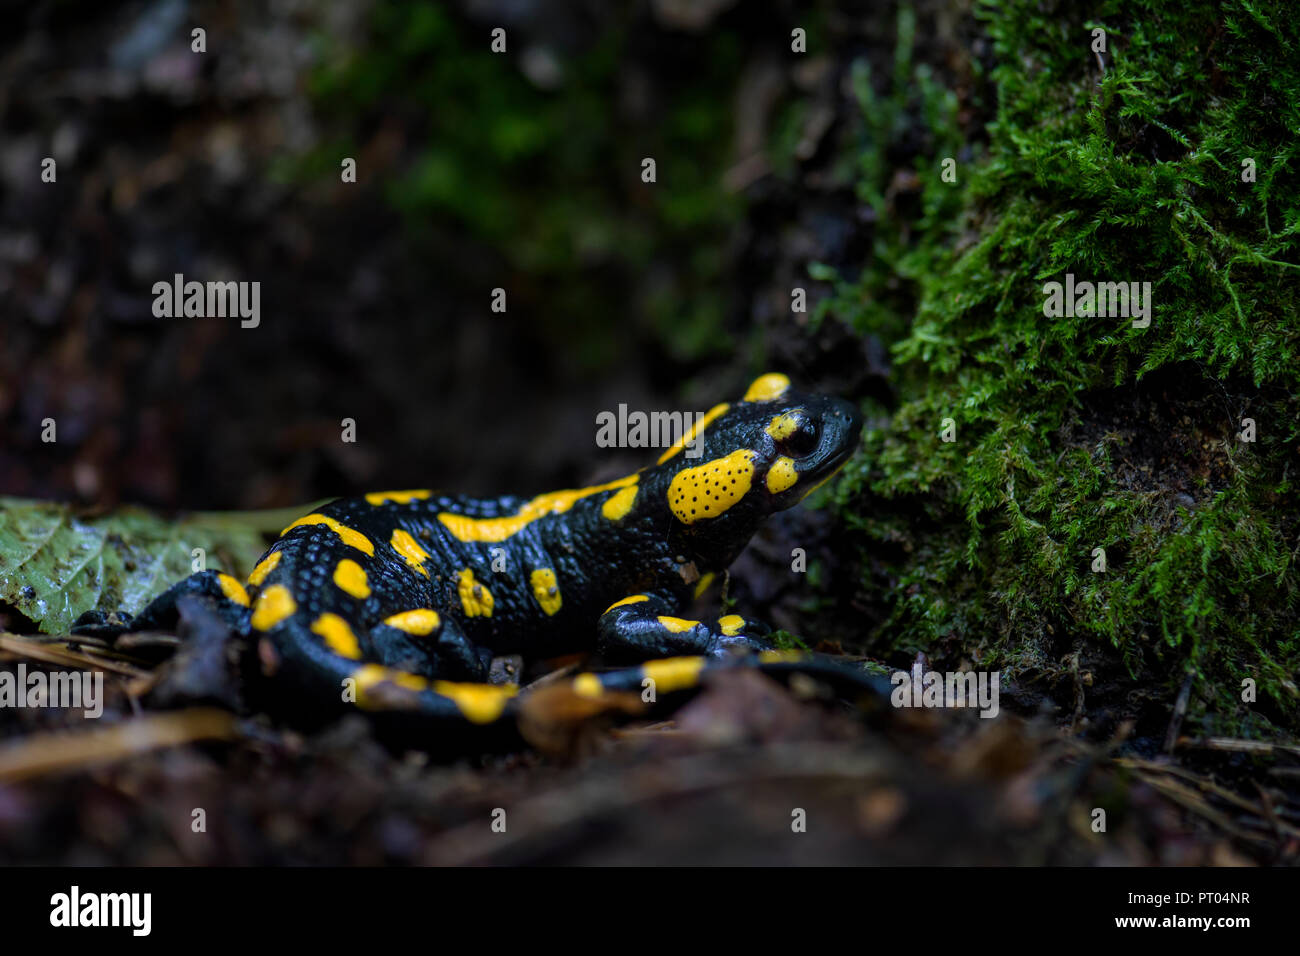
left=250, top=585, right=295, bottom=631
left=693, top=572, right=716, bottom=599
left=601, top=484, right=638, bottom=521
left=438, top=474, right=639, bottom=543
left=281, top=514, right=375, bottom=556
left=529, top=568, right=562, bottom=616
left=390, top=671, right=429, bottom=691
left=311, top=613, right=361, bottom=659
left=657, top=616, right=700, bottom=633
left=744, top=373, right=791, bottom=403
left=718, top=614, right=746, bottom=636
left=658, top=403, right=729, bottom=465
left=572, top=673, right=604, bottom=699
left=765, top=412, right=802, bottom=441
left=458, top=568, right=495, bottom=617
left=247, top=551, right=281, bottom=587
left=430, top=681, right=518, bottom=724
left=390, top=528, right=430, bottom=577
left=604, top=594, right=650, bottom=614
left=333, top=559, right=371, bottom=599
left=353, top=664, right=428, bottom=709
left=364, top=490, right=432, bottom=506
left=352, top=665, right=389, bottom=707
left=383, top=609, right=441, bottom=635
left=217, top=573, right=250, bottom=607
left=766, top=456, right=799, bottom=494
left=643, top=656, right=706, bottom=693
left=668, top=449, right=756, bottom=524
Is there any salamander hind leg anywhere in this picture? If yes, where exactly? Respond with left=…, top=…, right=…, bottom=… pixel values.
left=249, top=586, right=515, bottom=728
left=368, top=607, right=493, bottom=682
left=249, top=514, right=517, bottom=731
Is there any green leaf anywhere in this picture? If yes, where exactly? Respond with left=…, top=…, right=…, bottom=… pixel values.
left=0, top=498, right=272, bottom=635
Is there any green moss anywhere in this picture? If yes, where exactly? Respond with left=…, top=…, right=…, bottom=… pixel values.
left=825, top=0, right=1300, bottom=735
left=811, top=3, right=968, bottom=350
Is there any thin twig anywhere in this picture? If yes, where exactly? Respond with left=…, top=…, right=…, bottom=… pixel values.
left=0, top=633, right=149, bottom=678
left=0, top=708, right=237, bottom=783
left=1163, top=670, right=1195, bottom=754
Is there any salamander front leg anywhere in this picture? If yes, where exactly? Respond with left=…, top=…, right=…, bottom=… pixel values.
left=596, top=593, right=774, bottom=662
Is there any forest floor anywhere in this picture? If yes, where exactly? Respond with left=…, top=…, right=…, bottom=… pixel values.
left=1, top=0, right=1296, bottom=865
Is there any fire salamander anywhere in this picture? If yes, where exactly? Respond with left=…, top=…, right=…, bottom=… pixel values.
left=77, top=374, right=878, bottom=745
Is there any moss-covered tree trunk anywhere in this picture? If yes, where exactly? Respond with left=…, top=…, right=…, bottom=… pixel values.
left=825, top=0, right=1299, bottom=739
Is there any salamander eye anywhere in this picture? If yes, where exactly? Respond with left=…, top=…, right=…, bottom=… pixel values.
left=786, top=421, right=819, bottom=456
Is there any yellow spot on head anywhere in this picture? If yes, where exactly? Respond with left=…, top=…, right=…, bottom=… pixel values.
left=333, top=559, right=371, bottom=599
left=718, top=614, right=746, bottom=637
left=247, top=550, right=281, bottom=587
left=390, top=528, right=430, bottom=577
left=430, top=680, right=518, bottom=724
left=364, top=490, right=432, bottom=506
left=217, top=573, right=250, bottom=607
left=601, top=484, right=638, bottom=521
left=572, top=673, right=604, bottom=699
left=281, top=514, right=375, bottom=556
left=766, top=456, right=799, bottom=494
left=668, top=449, right=756, bottom=524
left=250, top=585, right=296, bottom=631
left=765, top=412, right=803, bottom=441
left=604, top=594, right=650, bottom=614
left=657, top=616, right=700, bottom=634
left=311, top=613, right=362, bottom=659
left=439, top=474, right=638, bottom=543
left=642, top=656, right=706, bottom=693
left=743, top=373, right=791, bottom=403
left=529, top=568, right=563, bottom=616
left=658, top=403, right=730, bottom=465
left=383, top=608, right=441, bottom=635
left=458, top=568, right=495, bottom=617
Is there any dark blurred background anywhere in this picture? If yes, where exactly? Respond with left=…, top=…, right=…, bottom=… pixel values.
left=0, top=0, right=977, bottom=511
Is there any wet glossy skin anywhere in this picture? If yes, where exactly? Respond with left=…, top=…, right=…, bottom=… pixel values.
left=77, top=374, right=864, bottom=727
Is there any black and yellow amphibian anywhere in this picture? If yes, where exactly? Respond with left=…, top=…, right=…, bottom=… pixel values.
left=78, top=375, right=869, bottom=734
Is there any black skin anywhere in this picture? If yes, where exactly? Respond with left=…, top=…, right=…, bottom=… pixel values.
left=76, top=379, right=863, bottom=721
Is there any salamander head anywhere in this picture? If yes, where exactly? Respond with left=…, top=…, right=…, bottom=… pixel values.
left=658, top=373, right=861, bottom=541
